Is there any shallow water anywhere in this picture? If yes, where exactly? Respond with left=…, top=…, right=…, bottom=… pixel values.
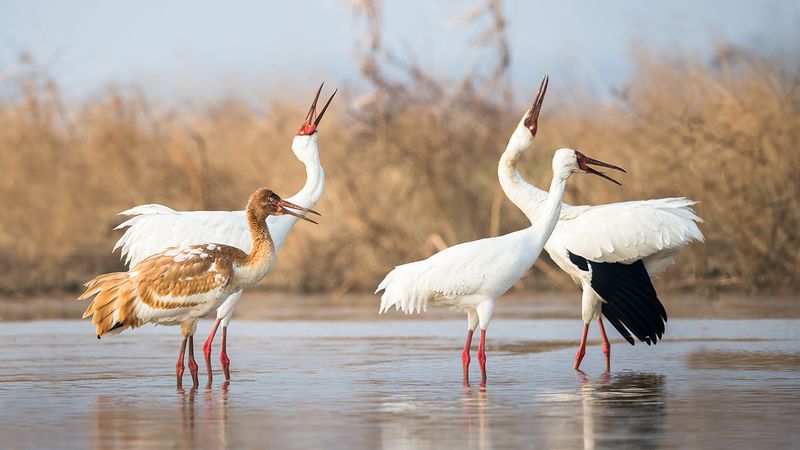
left=0, top=319, right=798, bottom=449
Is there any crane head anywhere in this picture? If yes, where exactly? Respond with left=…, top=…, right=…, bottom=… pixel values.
left=250, top=188, right=320, bottom=223
left=523, top=75, right=548, bottom=136
left=574, top=150, right=627, bottom=186
left=297, top=83, right=337, bottom=137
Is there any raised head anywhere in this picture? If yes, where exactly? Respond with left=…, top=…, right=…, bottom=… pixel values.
left=247, top=188, right=320, bottom=223
left=506, top=75, right=549, bottom=154
left=552, top=148, right=626, bottom=185
left=292, top=83, right=337, bottom=162
left=523, top=75, right=548, bottom=136
left=296, top=83, right=337, bottom=137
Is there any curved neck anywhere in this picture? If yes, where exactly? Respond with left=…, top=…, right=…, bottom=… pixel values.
left=290, top=141, right=325, bottom=209
left=245, top=208, right=275, bottom=266
left=498, top=127, right=549, bottom=223
left=528, top=169, right=567, bottom=244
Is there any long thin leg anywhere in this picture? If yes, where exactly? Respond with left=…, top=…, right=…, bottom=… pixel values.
left=574, top=323, right=590, bottom=370
left=187, top=336, right=199, bottom=387
left=477, top=329, right=487, bottom=387
left=176, top=336, right=188, bottom=386
left=203, top=318, right=221, bottom=381
left=597, top=318, right=611, bottom=372
left=220, top=326, right=231, bottom=380
left=462, top=329, right=475, bottom=387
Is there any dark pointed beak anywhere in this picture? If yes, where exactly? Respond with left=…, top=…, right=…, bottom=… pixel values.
left=304, top=83, right=325, bottom=125
left=277, top=199, right=320, bottom=224
left=583, top=156, right=627, bottom=186
left=313, top=88, right=337, bottom=128
left=523, top=75, right=549, bottom=135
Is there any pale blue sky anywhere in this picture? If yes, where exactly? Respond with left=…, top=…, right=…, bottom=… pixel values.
left=1, top=0, right=797, bottom=100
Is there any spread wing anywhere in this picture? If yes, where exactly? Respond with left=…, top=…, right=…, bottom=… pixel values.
left=114, top=204, right=300, bottom=267
left=549, top=197, right=704, bottom=273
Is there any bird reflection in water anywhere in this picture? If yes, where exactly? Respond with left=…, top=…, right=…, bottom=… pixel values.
left=576, top=370, right=666, bottom=450
left=462, top=387, right=491, bottom=450
left=90, top=382, right=230, bottom=448
left=178, top=380, right=229, bottom=447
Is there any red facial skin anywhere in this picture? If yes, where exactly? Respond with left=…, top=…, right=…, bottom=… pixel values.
left=297, top=122, right=316, bottom=136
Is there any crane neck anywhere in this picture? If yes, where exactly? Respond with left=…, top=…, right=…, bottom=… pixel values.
left=290, top=139, right=325, bottom=210
left=498, top=127, right=550, bottom=224
left=527, top=167, right=567, bottom=245
left=244, top=207, right=275, bottom=268
left=268, top=136, right=326, bottom=251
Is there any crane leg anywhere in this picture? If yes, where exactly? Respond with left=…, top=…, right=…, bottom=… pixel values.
left=462, top=329, right=475, bottom=387
left=598, top=318, right=611, bottom=372
left=187, top=336, right=199, bottom=387
left=477, top=329, right=488, bottom=388
left=202, top=318, right=221, bottom=381
left=176, top=336, right=188, bottom=387
left=220, top=326, right=231, bottom=380
left=574, top=323, right=590, bottom=370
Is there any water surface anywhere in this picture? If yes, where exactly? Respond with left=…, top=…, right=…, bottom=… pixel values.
left=1, top=318, right=797, bottom=449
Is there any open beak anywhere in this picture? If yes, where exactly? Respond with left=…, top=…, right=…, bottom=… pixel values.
left=523, top=75, right=549, bottom=135
left=582, top=156, right=627, bottom=186
left=277, top=199, right=320, bottom=224
left=314, top=88, right=337, bottom=128
left=303, top=83, right=337, bottom=129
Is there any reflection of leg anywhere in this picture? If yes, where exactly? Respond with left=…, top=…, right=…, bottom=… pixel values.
left=574, top=323, right=590, bottom=370
left=203, top=318, right=221, bottom=380
left=187, top=336, right=199, bottom=387
left=477, top=329, right=487, bottom=387
left=220, top=326, right=231, bottom=380
left=176, top=336, right=188, bottom=386
left=597, top=318, right=611, bottom=372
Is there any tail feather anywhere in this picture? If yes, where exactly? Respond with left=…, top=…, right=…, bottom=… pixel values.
left=78, top=272, right=140, bottom=338
left=377, top=263, right=432, bottom=315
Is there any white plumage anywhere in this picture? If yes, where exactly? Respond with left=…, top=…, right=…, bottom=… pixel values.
left=111, top=84, right=334, bottom=380
left=377, top=147, right=624, bottom=387
left=81, top=188, right=316, bottom=386
left=497, top=78, right=704, bottom=370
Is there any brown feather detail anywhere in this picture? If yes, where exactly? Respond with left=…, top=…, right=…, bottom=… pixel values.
left=80, top=188, right=282, bottom=339
left=78, top=244, right=240, bottom=336
left=132, top=244, right=240, bottom=310
left=78, top=272, right=139, bottom=337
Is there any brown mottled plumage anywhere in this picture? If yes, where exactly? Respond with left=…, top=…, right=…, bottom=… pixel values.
left=79, top=187, right=318, bottom=385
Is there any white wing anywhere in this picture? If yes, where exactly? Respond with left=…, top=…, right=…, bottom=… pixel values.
left=376, top=230, right=533, bottom=314
left=114, top=203, right=301, bottom=268
left=548, top=197, right=704, bottom=275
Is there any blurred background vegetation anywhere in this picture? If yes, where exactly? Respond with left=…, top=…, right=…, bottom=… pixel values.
left=0, top=0, right=798, bottom=296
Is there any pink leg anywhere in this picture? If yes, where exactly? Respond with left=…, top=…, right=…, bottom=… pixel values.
left=462, top=329, right=475, bottom=387
left=202, top=318, right=221, bottom=380
left=187, top=336, right=199, bottom=387
left=176, top=336, right=188, bottom=386
left=598, top=318, right=611, bottom=372
left=477, top=329, right=487, bottom=387
left=220, top=326, right=231, bottom=380
left=574, top=323, right=590, bottom=370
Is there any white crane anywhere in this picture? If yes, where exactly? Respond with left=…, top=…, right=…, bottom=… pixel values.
left=113, top=84, right=335, bottom=380
left=81, top=188, right=318, bottom=387
left=376, top=145, right=625, bottom=387
left=500, top=76, right=704, bottom=371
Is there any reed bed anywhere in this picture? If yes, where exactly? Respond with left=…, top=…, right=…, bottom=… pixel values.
left=0, top=41, right=797, bottom=295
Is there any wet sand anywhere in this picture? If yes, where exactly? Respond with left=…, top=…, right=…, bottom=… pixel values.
left=0, top=316, right=797, bottom=449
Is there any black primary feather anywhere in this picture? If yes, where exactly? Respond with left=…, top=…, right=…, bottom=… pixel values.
left=567, top=251, right=667, bottom=346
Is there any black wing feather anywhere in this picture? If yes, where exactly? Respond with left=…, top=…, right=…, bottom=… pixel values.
left=568, top=251, right=667, bottom=346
